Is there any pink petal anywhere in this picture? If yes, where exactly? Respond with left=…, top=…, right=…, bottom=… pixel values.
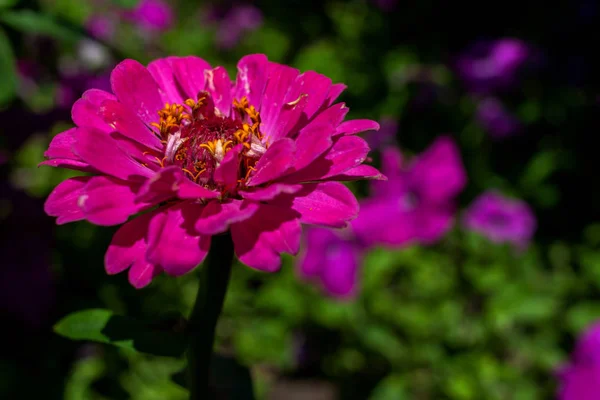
left=292, top=122, right=334, bottom=171
left=233, top=54, right=269, bottom=109
left=320, top=240, right=360, bottom=299
left=80, top=176, right=147, bottom=226
left=286, top=71, right=332, bottom=122
left=71, top=89, right=116, bottom=131
left=260, top=63, right=300, bottom=142
left=336, top=119, right=380, bottom=136
left=40, top=128, right=95, bottom=172
left=99, top=99, right=162, bottom=150
left=171, top=56, right=212, bottom=100
left=214, top=144, right=242, bottom=189
left=324, top=165, right=386, bottom=182
left=110, top=59, right=163, bottom=126
left=44, top=176, right=91, bottom=224
left=240, top=183, right=302, bottom=201
left=204, top=66, right=232, bottom=116
left=137, top=166, right=220, bottom=203
left=247, top=138, right=296, bottom=186
left=105, top=209, right=155, bottom=275
left=302, top=102, right=348, bottom=134
left=274, top=94, right=310, bottom=139
left=147, top=57, right=185, bottom=105
left=231, top=204, right=301, bottom=272
left=371, top=147, right=404, bottom=198
left=269, top=182, right=359, bottom=228
left=146, top=201, right=210, bottom=276
left=324, top=84, right=346, bottom=107
left=195, top=199, right=258, bottom=235
left=128, top=259, right=162, bottom=288
left=281, top=135, right=370, bottom=183
left=73, top=127, right=153, bottom=181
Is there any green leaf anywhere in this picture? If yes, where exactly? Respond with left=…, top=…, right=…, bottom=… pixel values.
left=0, top=10, right=80, bottom=42
left=110, top=0, right=140, bottom=9
left=54, top=309, right=186, bottom=357
left=0, top=27, right=17, bottom=105
left=0, top=0, right=19, bottom=9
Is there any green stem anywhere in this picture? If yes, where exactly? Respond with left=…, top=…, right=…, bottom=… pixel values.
left=186, top=233, right=234, bottom=399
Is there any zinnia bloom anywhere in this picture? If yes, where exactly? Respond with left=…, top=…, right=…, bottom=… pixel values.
left=557, top=321, right=600, bottom=399
left=353, top=136, right=467, bottom=247
left=455, top=38, right=529, bottom=93
left=462, top=191, right=536, bottom=249
left=298, top=226, right=362, bottom=298
left=42, top=54, right=382, bottom=287
left=298, top=136, right=466, bottom=298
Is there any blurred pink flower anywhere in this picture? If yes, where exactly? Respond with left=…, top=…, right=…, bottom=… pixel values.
left=42, top=54, right=382, bottom=287
left=122, top=0, right=174, bottom=32
left=462, top=191, right=536, bottom=249
left=557, top=321, right=600, bottom=400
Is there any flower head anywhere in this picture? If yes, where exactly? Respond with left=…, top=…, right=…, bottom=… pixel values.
left=298, top=226, right=362, bottom=299
left=42, top=54, right=382, bottom=287
left=353, top=136, right=467, bottom=247
left=455, top=38, right=529, bottom=93
left=121, top=0, right=174, bottom=32
left=557, top=321, right=600, bottom=400
left=462, top=191, right=536, bottom=249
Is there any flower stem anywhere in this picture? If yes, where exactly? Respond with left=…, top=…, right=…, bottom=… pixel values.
left=186, top=233, right=234, bottom=399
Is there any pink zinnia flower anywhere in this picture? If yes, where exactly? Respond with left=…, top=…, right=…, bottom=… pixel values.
left=557, top=321, right=600, bottom=399
left=41, top=54, right=382, bottom=288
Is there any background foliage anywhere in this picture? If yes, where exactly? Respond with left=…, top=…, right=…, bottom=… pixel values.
left=1, top=0, right=599, bottom=398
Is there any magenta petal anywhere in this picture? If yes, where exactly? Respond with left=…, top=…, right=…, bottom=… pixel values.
left=72, top=89, right=116, bottom=131
left=324, top=84, right=346, bottom=107
left=195, top=199, right=258, bottom=235
left=336, top=119, right=380, bottom=136
left=105, top=209, right=155, bottom=275
left=100, top=99, right=162, bottom=150
left=44, top=176, right=91, bottom=224
left=247, top=138, right=296, bottom=186
left=147, top=57, right=185, bottom=105
left=408, top=136, right=467, bottom=203
left=41, top=128, right=95, bottom=172
left=240, top=183, right=302, bottom=201
left=214, top=144, right=242, bottom=188
left=298, top=228, right=339, bottom=278
left=272, top=93, right=309, bottom=139
left=233, top=54, right=269, bottom=109
left=171, top=56, right=212, bottom=100
left=270, top=182, right=359, bottom=228
left=371, top=147, right=404, bottom=197
left=110, top=59, right=163, bottom=125
left=73, top=127, right=153, bottom=181
left=320, top=240, right=360, bottom=298
left=308, top=102, right=348, bottom=129
left=282, top=135, right=370, bottom=183
left=80, top=176, right=147, bottom=226
left=176, top=179, right=220, bottom=200
left=146, top=202, right=210, bottom=276
left=136, top=166, right=181, bottom=204
left=326, top=165, right=386, bottom=182
left=204, top=66, right=232, bottom=116
left=292, top=122, right=334, bottom=171
left=128, top=259, right=162, bottom=288
left=260, top=63, right=300, bottom=142
left=285, top=71, right=332, bottom=123
left=231, top=204, right=301, bottom=272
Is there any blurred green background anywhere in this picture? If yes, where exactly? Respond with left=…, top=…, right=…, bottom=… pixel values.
left=1, top=0, right=599, bottom=399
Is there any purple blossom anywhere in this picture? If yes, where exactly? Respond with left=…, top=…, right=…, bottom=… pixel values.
left=354, top=136, right=467, bottom=247
left=557, top=321, right=600, bottom=399
left=204, top=4, right=263, bottom=49
left=85, top=15, right=116, bottom=41
left=455, top=38, right=529, bottom=93
left=298, top=137, right=466, bottom=298
left=121, top=0, right=174, bottom=32
left=298, top=227, right=362, bottom=299
left=476, top=97, right=522, bottom=139
left=462, top=191, right=536, bottom=249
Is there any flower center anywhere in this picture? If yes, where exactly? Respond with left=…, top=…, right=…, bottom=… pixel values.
left=150, top=92, right=267, bottom=193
